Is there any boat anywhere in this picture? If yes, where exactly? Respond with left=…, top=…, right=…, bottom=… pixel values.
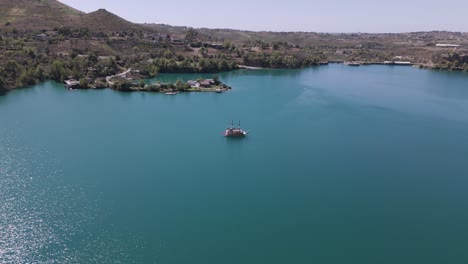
left=224, top=120, right=247, bottom=137
left=215, top=88, right=223, bottom=93
left=165, top=91, right=177, bottom=95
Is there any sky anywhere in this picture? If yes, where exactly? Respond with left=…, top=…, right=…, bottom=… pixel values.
left=59, top=0, right=468, bottom=33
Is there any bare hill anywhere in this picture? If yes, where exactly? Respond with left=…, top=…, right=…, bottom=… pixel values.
left=70, top=9, right=142, bottom=33
left=0, top=0, right=82, bottom=30
left=0, top=0, right=144, bottom=33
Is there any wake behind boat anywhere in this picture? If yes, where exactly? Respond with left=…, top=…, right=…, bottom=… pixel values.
left=224, top=120, right=248, bottom=137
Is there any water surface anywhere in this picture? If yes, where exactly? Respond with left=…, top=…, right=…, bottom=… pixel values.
left=1, top=65, right=468, bottom=263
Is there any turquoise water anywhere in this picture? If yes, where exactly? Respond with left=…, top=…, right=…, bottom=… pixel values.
left=1, top=65, right=468, bottom=263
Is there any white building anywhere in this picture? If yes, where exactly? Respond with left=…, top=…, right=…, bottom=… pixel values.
left=436, top=44, right=461, bottom=47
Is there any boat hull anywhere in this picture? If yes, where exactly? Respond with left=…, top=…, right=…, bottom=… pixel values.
left=224, top=130, right=247, bottom=137
left=224, top=121, right=247, bottom=137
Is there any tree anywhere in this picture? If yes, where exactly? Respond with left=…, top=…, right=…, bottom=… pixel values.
left=79, top=78, right=89, bottom=88
left=35, top=67, right=45, bottom=81
left=272, top=42, right=279, bottom=50
left=87, top=52, right=98, bottom=65
left=71, top=50, right=79, bottom=59
left=58, top=27, right=72, bottom=37
left=224, top=41, right=232, bottom=50
left=112, top=80, right=132, bottom=91
left=213, top=75, right=220, bottom=85
left=185, top=28, right=198, bottom=41
left=199, top=47, right=208, bottom=57
left=0, top=77, right=5, bottom=90
left=163, top=50, right=173, bottom=59
left=27, top=49, right=36, bottom=59
left=19, top=68, right=37, bottom=86
left=49, top=60, right=66, bottom=81
left=5, top=60, right=22, bottom=79
left=175, top=80, right=190, bottom=91
left=219, top=60, right=229, bottom=71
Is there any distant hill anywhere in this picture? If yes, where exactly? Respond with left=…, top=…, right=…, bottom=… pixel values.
left=0, top=0, right=144, bottom=33
left=143, top=24, right=468, bottom=48
left=69, top=9, right=142, bottom=33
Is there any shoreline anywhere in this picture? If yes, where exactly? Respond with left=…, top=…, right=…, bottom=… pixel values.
left=1, top=64, right=467, bottom=96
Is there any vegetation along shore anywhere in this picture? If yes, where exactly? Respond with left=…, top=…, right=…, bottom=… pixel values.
left=0, top=0, right=467, bottom=95
left=66, top=71, right=230, bottom=94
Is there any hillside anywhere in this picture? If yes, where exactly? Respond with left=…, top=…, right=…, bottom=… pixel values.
left=0, top=0, right=82, bottom=30
left=0, top=0, right=144, bottom=33
left=69, top=9, right=142, bottom=33
left=0, top=0, right=467, bottom=93
left=144, top=24, right=468, bottom=64
left=145, top=24, right=468, bottom=50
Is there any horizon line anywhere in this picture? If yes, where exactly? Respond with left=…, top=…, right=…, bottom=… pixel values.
left=59, top=1, right=468, bottom=35
left=142, top=22, right=468, bottom=35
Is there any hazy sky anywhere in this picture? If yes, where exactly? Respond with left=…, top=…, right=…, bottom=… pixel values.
left=59, top=0, right=467, bottom=33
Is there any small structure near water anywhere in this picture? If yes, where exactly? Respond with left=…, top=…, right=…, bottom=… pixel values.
left=436, top=44, right=461, bottom=48
left=384, top=61, right=413, bottom=66
left=64, top=79, right=80, bottom=89
left=344, top=61, right=362, bottom=66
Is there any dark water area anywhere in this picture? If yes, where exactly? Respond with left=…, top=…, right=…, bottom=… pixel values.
left=1, top=65, right=468, bottom=263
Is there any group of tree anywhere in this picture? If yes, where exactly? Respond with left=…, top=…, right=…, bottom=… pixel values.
left=242, top=50, right=326, bottom=68
left=432, top=52, right=468, bottom=71
left=150, top=57, right=237, bottom=73
left=0, top=58, right=46, bottom=89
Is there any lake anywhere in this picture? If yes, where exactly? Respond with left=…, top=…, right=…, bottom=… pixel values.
left=1, top=64, right=468, bottom=263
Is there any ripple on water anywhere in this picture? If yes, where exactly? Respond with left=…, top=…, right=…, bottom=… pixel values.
left=0, top=131, right=137, bottom=263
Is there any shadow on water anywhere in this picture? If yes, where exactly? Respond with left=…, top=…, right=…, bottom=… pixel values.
left=0, top=88, right=8, bottom=96
left=224, top=136, right=248, bottom=141
left=223, top=136, right=249, bottom=156
left=221, top=68, right=304, bottom=79
left=224, top=134, right=250, bottom=148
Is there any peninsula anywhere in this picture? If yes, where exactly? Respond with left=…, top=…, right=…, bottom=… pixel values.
left=66, top=71, right=230, bottom=94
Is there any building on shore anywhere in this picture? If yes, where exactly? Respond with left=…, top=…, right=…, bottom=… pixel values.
left=64, top=79, right=80, bottom=88
left=436, top=44, right=461, bottom=47
left=384, top=61, right=412, bottom=66
left=187, top=80, right=200, bottom=88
